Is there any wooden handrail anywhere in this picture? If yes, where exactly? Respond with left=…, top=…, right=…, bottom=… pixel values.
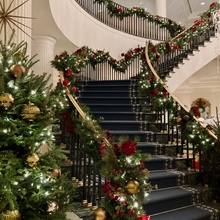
left=60, top=72, right=112, bottom=146
left=145, top=41, right=217, bottom=140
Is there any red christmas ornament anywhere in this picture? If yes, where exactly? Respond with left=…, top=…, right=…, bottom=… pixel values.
left=72, top=86, right=77, bottom=93
left=63, top=79, right=70, bottom=86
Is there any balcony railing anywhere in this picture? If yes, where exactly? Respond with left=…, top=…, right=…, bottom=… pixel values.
left=75, top=0, right=177, bottom=41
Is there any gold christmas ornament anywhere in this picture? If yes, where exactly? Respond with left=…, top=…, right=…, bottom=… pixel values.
left=125, top=180, right=140, bottom=194
left=26, top=154, right=39, bottom=167
left=2, top=210, right=21, bottom=220
left=176, top=117, right=182, bottom=123
left=10, top=64, right=26, bottom=77
left=94, top=207, right=107, bottom=220
left=21, top=103, right=40, bottom=121
left=51, top=169, right=61, bottom=178
left=0, top=93, right=14, bottom=108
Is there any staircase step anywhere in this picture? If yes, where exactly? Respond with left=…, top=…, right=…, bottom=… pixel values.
left=150, top=205, right=212, bottom=220
left=149, top=170, right=185, bottom=189
left=80, top=84, right=132, bottom=91
left=110, top=130, right=169, bottom=143
left=85, top=80, right=131, bottom=86
left=79, top=90, right=129, bottom=97
left=145, top=186, right=200, bottom=215
left=144, top=156, right=175, bottom=171
left=137, top=142, right=165, bottom=155
left=100, top=120, right=167, bottom=131
left=79, top=97, right=131, bottom=104
left=91, top=111, right=136, bottom=120
left=88, top=104, right=133, bottom=112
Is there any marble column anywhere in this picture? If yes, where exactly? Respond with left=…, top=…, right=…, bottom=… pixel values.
left=31, top=35, right=58, bottom=86
left=155, top=0, right=167, bottom=18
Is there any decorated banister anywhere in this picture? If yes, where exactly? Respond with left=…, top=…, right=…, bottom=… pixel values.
left=145, top=41, right=217, bottom=140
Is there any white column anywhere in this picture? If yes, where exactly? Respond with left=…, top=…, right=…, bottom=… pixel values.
left=156, top=0, right=167, bottom=18
left=31, top=35, right=58, bottom=86
left=0, top=0, right=32, bottom=56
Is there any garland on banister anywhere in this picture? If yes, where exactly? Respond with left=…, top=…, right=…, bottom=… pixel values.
left=148, top=2, right=220, bottom=63
left=52, top=53, right=153, bottom=219
left=94, top=0, right=183, bottom=36
left=51, top=45, right=146, bottom=93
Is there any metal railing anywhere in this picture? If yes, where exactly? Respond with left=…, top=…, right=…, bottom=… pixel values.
left=75, top=0, right=175, bottom=41
left=60, top=113, right=103, bottom=208
left=156, top=26, right=215, bottom=80
left=79, top=56, right=141, bottom=81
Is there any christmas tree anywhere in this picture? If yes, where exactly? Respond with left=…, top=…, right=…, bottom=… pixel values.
left=0, top=34, right=78, bottom=219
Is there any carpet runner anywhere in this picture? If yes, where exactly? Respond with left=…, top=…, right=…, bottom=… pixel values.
left=78, top=79, right=219, bottom=220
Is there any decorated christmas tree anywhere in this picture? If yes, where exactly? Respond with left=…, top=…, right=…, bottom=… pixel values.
left=0, top=33, right=78, bottom=219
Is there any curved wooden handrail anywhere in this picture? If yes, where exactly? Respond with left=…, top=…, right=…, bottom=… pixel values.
left=59, top=72, right=112, bottom=147
left=145, top=41, right=217, bottom=140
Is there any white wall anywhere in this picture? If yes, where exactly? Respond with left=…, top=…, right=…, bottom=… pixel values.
left=49, top=0, right=158, bottom=59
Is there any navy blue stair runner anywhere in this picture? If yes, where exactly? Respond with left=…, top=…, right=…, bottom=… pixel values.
left=78, top=79, right=218, bottom=220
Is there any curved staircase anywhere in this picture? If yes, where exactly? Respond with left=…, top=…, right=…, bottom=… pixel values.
left=77, top=79, right=219, bottom=220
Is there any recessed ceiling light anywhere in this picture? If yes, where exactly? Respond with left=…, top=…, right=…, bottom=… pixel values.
left=139, top=0, right=143, bottom=5
left=201, top=2, right=205, bottom=5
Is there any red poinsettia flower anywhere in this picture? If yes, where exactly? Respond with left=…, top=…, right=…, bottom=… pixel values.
left=99, top=142, right=107, bottom=155
left=190, top=106, right=201, bottom=117
left=102, top=180, right=111, bottom=193
left=63, top=79, right=70, bottom=86
left=111, top=58, right=117, bottom=63
left=192, top=26, right=197, bottom=32
left=120, top=140, right=136, bottom=155
left=210, top=2, right=216, bottom=7
left=125, top=53, right=133, bottom=59
left=76, top=48, right=82, bottom=54
left=151, top=46, right=157, bottom=53
left=128, top=209, right=135, bottom=215
left=117, top=8, right=123, bottom=13
left=148, top=75, right=155, bottom=83
left=133, top=6, right=137, bottom=10
left=162, top=91, right=168, bottom=96
left=194, top=20, right=204, bottom=25
left=138, top=214, right=151, bottom=220
left=116, top=210, right=123, bottom=215
left=134, top=47, right=141, bottom=53
left=113, top=143, right=120, bottom=156
left=165, top=42, right=171, bottom=51
left=173, top=45, right=179, bottom=50
left=66, top=122, right=74, bottom=134
left=150, top=89, right=158, bottom=95
left=106, top=130, right=113, bottom=139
